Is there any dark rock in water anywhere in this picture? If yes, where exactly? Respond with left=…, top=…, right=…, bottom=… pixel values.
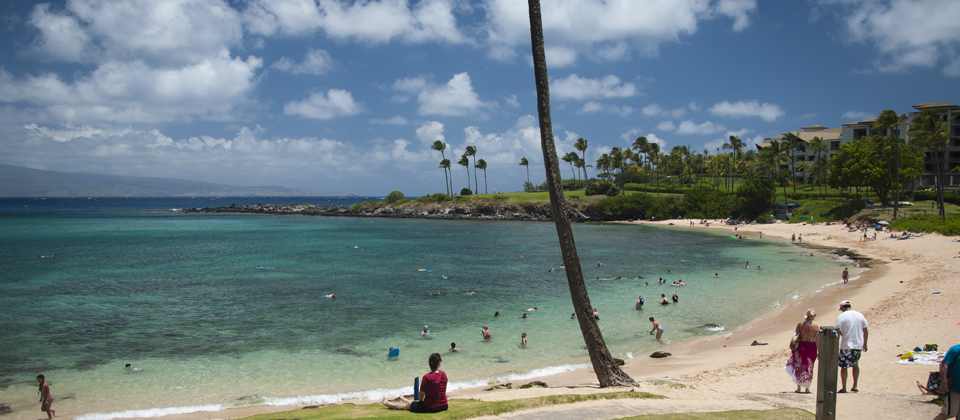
left=519, top=381, right=548, bottom=389
left=73, top=356, right=111, bottom=370
left=335, top=348, right=363, bottom=356
left=0, top=403, right=13, bottom=414
left=484, top=383, right=513, bottom=391
left=614, top=358, right=625, bottom=366
left=650, top=351, right=672, bottom=358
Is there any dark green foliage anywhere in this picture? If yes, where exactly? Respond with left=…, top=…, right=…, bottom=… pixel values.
left=593, top=194, right=653, bottom=219
left=756, top=212, right=773, bottom=223
left=735, top=178, right=775, bottom=219
left=415, top=193, right=452, bottom=203
left=585, top=180, right=620, bottom=196
left=460, top=188, right=473, bottom=196
left=385, top=190, right=405, bottom=203
left=562, top=179, right=586, bottom=190
left=523, top=181, right=548, bottom=192
left=682, top=186, right=731, bottom=219
left=888, top=214, right=960, bottom=236
left=649, top=196, right=682, bottom=220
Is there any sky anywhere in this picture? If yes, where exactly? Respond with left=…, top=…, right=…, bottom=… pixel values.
left=1, top=0, right=958, bottom=196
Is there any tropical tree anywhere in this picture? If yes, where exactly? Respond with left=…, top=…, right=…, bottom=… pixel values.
left=465, top=145, right=478, bottom=194
left=908, top=109, right=950, bottom=221
left=807, top=136, right=826, bottom=197
left=574, top=137, right=589, bottom=187
left=519, top=157, right=530, bottom=185
left=476, top=159, right=488, bottom=194
left=875, top=110, right=910, bottom=218
left=632, top=136, right=649, bottom=192
left=458, top=154, right=471, bottom=192
left=759, top=139, right=790, bottom=201
left=595, top=154, right=610, bottom=180
left=526, top=0, right=636, bottom=387
left=722, top=135, right=744, bottom=183
left=439, top=158, right=451, bottom=195
left=431, top=140, right=451, bottom=195
left=562, top=151, right=579, bottom=181
left=781, top=132, right=805, bottom=194
left=647, top=142, right=661, bottom=193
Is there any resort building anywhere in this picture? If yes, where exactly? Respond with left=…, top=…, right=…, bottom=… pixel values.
left=757, top=101, right=960, bottom=191
left=906, top=102, right=960, bottom=190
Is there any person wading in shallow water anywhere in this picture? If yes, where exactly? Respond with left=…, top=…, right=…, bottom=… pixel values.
left=37, top=374, right=55, bottom=419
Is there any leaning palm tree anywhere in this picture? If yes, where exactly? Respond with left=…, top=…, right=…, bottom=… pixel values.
left=520, top=157, right=530, bottom=186
left=476, top=159, right=488, bottom=194
left=562, top=152, right=579, bottom=183
left=431, top=140, right=450, bottom=195
left=574, top=137, right=589, bottom=187
left=526, top=0, right=636, bottom=387
left=439, top=158, right=452, bottom=194
left=632, top=136, right=649, bottom=192
left=465, top=146, right=478, bottom=194
left=458, top=154, right=471, bottom=192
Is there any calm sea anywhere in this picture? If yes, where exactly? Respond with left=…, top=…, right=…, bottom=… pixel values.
left=0, top=197, right=850, bottom=420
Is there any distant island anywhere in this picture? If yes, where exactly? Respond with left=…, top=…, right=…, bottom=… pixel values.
left=0, top=164, right=350, bottom=197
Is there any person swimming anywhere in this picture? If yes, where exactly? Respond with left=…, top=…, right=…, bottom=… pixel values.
left=421, top=325, right=430, bottom=336
left=124, top=364, right=142, bottom=372
left=659, top=294, right=669, bottom=305
left=636, top=296, right=644, bottom=309
left=449, top=342, right=460, bottom=352
left=672, top=292, right=679, bottom=303
left=323, top=294, right=337, bottom=299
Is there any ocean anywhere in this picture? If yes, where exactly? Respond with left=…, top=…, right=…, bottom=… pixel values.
left=0, top=197, right=851, bottom=420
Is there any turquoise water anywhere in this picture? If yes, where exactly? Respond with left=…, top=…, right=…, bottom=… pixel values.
left=0, top=207, right=846, bottom=419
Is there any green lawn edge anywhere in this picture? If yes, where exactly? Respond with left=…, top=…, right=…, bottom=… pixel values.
left=617, top=408, right=814, bottom=419
left=244, top=391, right=664, bottom=420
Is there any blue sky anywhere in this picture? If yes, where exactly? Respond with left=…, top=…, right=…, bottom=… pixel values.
left=1, top=0, right=958, bottom=196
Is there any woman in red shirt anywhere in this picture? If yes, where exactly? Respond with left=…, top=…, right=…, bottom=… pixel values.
left=382, top=353, right=448, bottom=413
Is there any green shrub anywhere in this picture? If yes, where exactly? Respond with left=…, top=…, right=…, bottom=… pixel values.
left=460, top=188, right=473, bottom=196
left=594, top=194, right=653, bottom=219
left=682, top=186, right=731, bottom=219
left=913, top=190, right=960, bottom=206
left=756, top=212, right=773, bottom=223
left=585, top=180, right=620, bottom=196
left=789, top=200, right=864, bottom=223
left=735, top=178, right=775, bottom=219
left=562, top=179, right=586, bottom=190
left=416, top=193, right=451, bottom=203
left=385, top=190, right=405, bottom=203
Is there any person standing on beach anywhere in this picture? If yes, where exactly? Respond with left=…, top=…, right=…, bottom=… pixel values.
left=786, top=309, right=819, bottom=393
left=798, top=234, right=803, bottom=242
left=932, top=343, right=960, bottom=420
left=37, top=375, right=55, bottom=419
left=381, top=353, right=448, bottom=413
left=836, top=300, right=868, bottom=393
left=841, top=268, right=849, bottom=285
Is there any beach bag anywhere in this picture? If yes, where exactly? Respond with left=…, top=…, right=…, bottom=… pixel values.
left=926, top=371, right=947, bottom=395
left=789, top=334, right=799, bottom=351
left=924, top=344, right=938, bottom=352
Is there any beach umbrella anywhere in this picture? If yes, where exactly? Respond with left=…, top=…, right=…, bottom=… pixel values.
left=877, top=221, right=890, bottom=225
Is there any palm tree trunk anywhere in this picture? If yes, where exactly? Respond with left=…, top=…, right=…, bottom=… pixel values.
left=443, top=169, right=450, bottom=196
left=484, top=169, right=488, bottom=194
left=527, top=0, right=636, bottom=387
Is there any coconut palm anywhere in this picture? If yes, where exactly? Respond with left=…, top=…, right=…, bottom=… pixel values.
left=465, top=145, right=478, bottom=194
left=632, top=136, right=649, bottom=192
left=574, top=137, right=589, bottom=187
left=908, top=109, right=950, bottom=220
left=431, top=140, right=450, bottom=195
left=458, top=154, right=471, bottom=192
left=439, top=158, right=452, bottom=194
left=476, top=159, right=488, bottom=194
left=520, top=157, right=530, bottom=185
left=526, top=0, right=636, bottom=387
left=562, top=152, right=579, bottom=182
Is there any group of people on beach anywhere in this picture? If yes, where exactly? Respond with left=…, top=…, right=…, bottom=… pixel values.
left=785, top=300, right=868, bottom=394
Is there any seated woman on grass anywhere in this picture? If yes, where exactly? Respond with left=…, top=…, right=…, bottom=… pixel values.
left=382, top=353, right=448, bottom=413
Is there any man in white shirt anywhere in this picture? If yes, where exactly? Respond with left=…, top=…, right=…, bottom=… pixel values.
left=835, top=300, right=868, bottom=393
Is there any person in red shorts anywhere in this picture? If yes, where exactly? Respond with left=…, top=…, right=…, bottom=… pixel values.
left=381, top=353, right=448, bottom=413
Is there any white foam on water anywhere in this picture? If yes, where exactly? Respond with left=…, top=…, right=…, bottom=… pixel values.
left=704, top=325, right=725, bottom=332
left=75, top=404, right=226, bottom=420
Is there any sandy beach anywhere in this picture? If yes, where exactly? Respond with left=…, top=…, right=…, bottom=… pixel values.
left=168, top=219, right=958, bottom=420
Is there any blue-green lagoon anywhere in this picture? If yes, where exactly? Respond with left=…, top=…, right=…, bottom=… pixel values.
left=0, top=199, right=848, bottom=420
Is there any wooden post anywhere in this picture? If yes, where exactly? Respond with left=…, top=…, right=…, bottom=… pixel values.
left=816, top=326, right=840, bottom=420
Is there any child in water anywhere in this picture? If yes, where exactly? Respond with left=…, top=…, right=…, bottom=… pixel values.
left=521, top=333, right=527, bottom=346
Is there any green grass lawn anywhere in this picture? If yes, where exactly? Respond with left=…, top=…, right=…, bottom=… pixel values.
left=239, top=392, right=813, bottom=420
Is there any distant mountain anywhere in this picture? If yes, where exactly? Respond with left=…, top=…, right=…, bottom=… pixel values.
left=0, top=164, right=351, bottom=197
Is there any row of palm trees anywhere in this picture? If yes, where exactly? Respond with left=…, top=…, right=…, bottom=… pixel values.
left=432, top=140, right=488, bottom=195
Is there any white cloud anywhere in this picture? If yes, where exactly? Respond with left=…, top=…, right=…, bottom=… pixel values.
left=370, top=116, right=409, bottom=125
left=28, top=0, right=244, bottom=66
left=394, top=72, right=495, bottom=117
left=551, top=74, right=638, bottom=101
left=656, top=121, right=676, bottom=131
left=644, top=133, right=667, bottom=150
left=503, top=94, right=520, bottom=108
left=709, top=100, right=785, bottom=121
left=841, top=111, right=874, bottom=121
left=272, top=48, right=334, bottom=75
left=416, top=121, right=445, bottom=146
left=580, top=102, right=633, bottom=117
left=819, top=0, right=960, bottom=76
left=484, top=0, right=757, bottom=61
left=0, top=52, right=262, bottom=124
left=544, top=46, right=578, bottom=67
left=676, top=120, right=726, bottom=135
left=243, top=0, right=466, bottom=44
left=284, top=89, right=363, bottom=119
left=642, top=102, right=695, bottom=118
